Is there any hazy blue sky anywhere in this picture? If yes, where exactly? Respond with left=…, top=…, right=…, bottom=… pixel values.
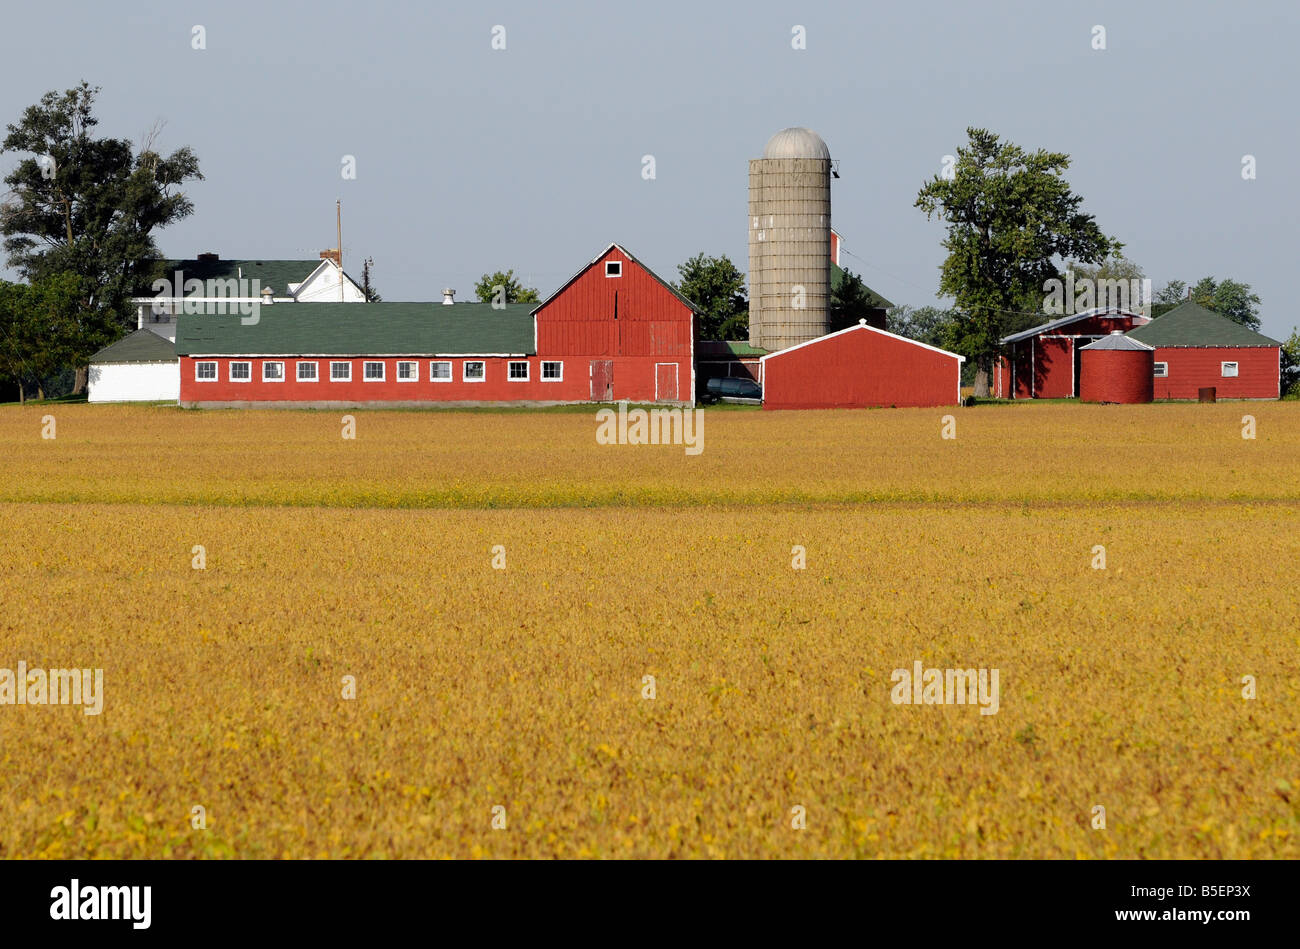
left=2, top=1, right=1296, bottom=336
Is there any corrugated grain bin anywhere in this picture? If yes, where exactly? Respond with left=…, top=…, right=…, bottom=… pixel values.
left=1079, top=332, right=1154, bottom=404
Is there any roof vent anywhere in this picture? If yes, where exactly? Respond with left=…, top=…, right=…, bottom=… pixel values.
left=441, top=289, right=455, bottom=306
left=260, top=287, right=274, bottom=306
left=1110, top=329, right=1124, bottom=335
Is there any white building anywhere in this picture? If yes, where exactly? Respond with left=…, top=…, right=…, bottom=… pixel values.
left=88, top=251, right=367, bottom=403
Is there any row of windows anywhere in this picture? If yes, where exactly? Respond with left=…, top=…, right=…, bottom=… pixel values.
left=1152, top=362, right=1238, bottom=379
left=195, top=360, right=565, bottom=383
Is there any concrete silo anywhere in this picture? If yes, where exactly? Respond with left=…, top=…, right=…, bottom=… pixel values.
left=748, top=127, right=832, bottom=352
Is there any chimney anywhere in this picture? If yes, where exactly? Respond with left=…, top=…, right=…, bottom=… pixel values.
left=441, top=288, right=456, bottom=306
left=197, top=252, right=219, bottom=262
left=320, top=249, right=341, bottom=266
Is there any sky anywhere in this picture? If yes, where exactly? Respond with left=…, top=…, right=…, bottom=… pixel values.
left=1, top=0, right=1296, bottom=338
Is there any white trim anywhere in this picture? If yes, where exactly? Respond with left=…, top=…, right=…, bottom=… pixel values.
left=1153, top=362, right=1169, bottom=378
left=362, top=360, right=385, bottom=382
left=507, top=360, right=529, bottom=381
left=654, top=362, right=679, bottom=402
left=262, top=360, right=286, bottom=382
left=396, top=360, right=419, bottom=382
left=179, top=352, right=532, bottom=359
left=229, top=361, right=252, bottom=382
left=1000, top=307, right=1147, bottom=345
left=296, top=360, right=319, bottom=382
left=759, top=321, right=966, bottom=364
left=1221, top=361, right=1239, bottom=378
left=540, top=360, right=564, bottom=382
left=430, top=360, right=453, bottom=382
left=329, top=361, right=352, bottom=382
left=462, top=360, right=486, bottom=382
left=195, top=361, right=218, bottom=382
left=605, top=260, right=622, bottom=277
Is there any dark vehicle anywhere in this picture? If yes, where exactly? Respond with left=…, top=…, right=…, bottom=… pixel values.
left=701, top=376, right=763, bottom=405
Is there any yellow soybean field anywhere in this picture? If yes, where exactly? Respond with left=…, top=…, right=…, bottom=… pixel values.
left=1, top=403, right=1298, bottom=858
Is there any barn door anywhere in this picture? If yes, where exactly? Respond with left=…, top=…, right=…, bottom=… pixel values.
left=590, top=360, right=613, bottom=402
left=655, top=363, right=678, bottom=403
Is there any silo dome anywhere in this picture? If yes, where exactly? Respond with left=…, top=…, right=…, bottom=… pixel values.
left=762, top=127, right=831, bottom=161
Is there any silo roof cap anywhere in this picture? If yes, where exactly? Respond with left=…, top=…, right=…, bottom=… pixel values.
left=1080, top=334, right=1155, bottom=351
left=763, top=127, right=831, bottom=160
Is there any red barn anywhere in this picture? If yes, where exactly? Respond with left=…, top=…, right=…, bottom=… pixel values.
left=760, top=320, right=964, bottom=409
left=1125, top=301, right=1281, bottom=400
left=994, top=308, right=1149, bottom=399
left=175, top=242, right=697, bottom=407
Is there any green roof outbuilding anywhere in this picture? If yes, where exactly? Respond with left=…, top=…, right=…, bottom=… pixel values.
left=1127, top=302, right=1279, bottom=347
left=88, top=328, right=177, bottom=364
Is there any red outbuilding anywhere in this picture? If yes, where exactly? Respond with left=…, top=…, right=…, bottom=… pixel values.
left=994, top=308, right=1149, bottom=399
left=760, top=320, right=965, bottom=409
left=1124, top=302, right=1281, bottom=400
left=1079, top=332, right=1154, bottom=403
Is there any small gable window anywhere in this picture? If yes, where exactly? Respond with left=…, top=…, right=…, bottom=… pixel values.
left=605, top=261, right=622, bottom=278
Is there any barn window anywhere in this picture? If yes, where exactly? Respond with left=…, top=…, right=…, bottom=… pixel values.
left=463, top=361, right=486, bottom=382
left=330, top=361, right=351, bottom=381
left=364, top=361, right=385, bottom=381
left=297, top=361, right=318, bottom=382
left=541, top=360, right=563, bottom=381
left=397, top=361, right=418, bottom=381
left=195, top=361, right=217, bottom=381
left=508, top=361, right=529, bottom=381
left=1153, top=362, right=1168, bottom=378
left=263, top=361, right=285, bottom=382
left=1221, top=361, right=1239, bottom=378
left=605, top=261, right=622, bottom=277
left=230, top=361, right=251, bottom=382
left=430, top=361, right=452, bottom=381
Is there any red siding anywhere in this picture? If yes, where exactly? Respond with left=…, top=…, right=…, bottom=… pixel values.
left=1034, top=337, right=1074, bottom=398
left=1152, top=347, right=1280, bottom=400
left=1003, top=314, right=1148, bottom=399
left=763, top=325, right=962, bottom=410
left=1080, top=349, right=1154, bottom=403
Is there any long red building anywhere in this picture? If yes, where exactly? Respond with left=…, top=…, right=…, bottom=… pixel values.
left=175, top=243, right=697, bottom=407
left=994, top=308, right=1149, bottom=399
left=1124, top=302, right=1281, bottom=400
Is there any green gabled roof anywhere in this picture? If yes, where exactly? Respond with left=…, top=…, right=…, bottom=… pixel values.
left=830, top=262, right=895, bottom=310
left=173, top=302, right=537, bottom=356
left=697, top=340, right=768, bottom=356
left=89, top=328, right=176, bottom=364
left=1126, top=301, right=1279, bottom=347
left=142, top=259, right=347, bottom=297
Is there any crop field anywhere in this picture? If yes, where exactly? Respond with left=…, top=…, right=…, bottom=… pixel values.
left=1, top=402, right=1298, bottom=858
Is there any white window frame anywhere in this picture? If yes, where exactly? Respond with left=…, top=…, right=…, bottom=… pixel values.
left=541, top=360, right=564, bottom=382
left=195, top=361, right=218, bottom=382
left=463, top=360, right=486, bottom=382
left=396, top=360, right=419, bottom=382
left=508, top=360, right=529, bottom=382
left=297, top=361, right=318, bottom=382
left=430, top=360, right=453, bottom=382
left=1221, top=361, right=1239, bottom=378
left=363, top=361, right=385, bottom=382
left=262, top=360, right=285, bottom=382
left=230, top=361, right=252, bottom=383
left=1153, top=362, right=1168, bottom=378
left=330, top=361, right=352, bottom=382
left=605, top=260, right=622, bottom=277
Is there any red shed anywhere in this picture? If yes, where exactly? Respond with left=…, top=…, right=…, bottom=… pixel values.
left=1079, top=332, right=1154, bottom=403
left=994, top=308, right=1149, bottom=399
left=760, top=320, right=964, bottom=409
left=1125, top=302, right=1281, bottom=400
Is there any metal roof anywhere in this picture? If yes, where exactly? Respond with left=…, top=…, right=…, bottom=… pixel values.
left=1000, top=307, right=1145, bottom=345
left=88, top=328, right=176, bottom=364
left=1080, top=333, right=1154, bottom=351
left=1125, top=301, right=1279, bottom=347
left=174, top=302, right=537, bottom=356
left=762, top=127, right=830, bottom=161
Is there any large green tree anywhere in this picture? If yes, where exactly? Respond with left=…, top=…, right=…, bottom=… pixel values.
left=915, top=128, right=1119, bottom=394
left=474, top=269, right=539, bottom=305
left=828, top=267, right=880, bottom=333
left=0, top=273, right=87, bottom=401
left=1, top=81, right=202, bottom=391
left=674, top=252, right=747, bottom=340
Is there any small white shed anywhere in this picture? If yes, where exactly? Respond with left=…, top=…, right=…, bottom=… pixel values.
left=87, top=329, right=179, bottom=403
